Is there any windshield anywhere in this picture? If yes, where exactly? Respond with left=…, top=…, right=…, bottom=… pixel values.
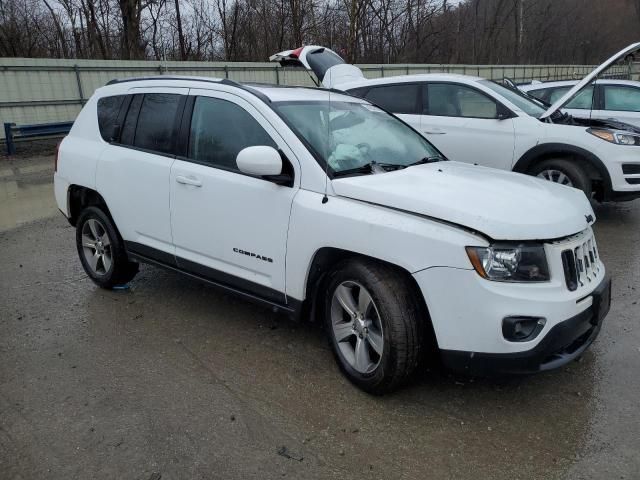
left=480, top=80, right=548, bottom=118
left=273, top=100, right=442, bottom=176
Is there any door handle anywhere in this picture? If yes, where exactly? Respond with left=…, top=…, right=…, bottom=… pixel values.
left=175, top=175, right=202, bottom=187
left=423, top=129, right=447, bottom=135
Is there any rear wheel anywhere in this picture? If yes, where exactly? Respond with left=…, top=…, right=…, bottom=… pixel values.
left=324, top=259, right=424, bottom=394
left=76, top=206, right=138, bottom=289
left=529, top=158, right=592, bottom=198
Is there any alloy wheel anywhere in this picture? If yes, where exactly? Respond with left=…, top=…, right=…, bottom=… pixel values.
left=537, top=169, right=574, bottom=187
left=81, top=218, right=113, bottom=276
left=330, top=281, right=384, bottom=374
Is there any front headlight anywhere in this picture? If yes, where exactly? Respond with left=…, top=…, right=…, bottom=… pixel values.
left=588, top=128, right=640, bottom=146
left=466, top=244, right=550, bottom=282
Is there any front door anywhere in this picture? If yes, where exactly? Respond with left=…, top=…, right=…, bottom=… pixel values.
left=420, top=82, right=515, bottom=170
left=170, top=90, right=299, bottom=304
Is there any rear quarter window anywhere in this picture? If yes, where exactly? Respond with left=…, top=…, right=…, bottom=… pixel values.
left=133, top=93, right=182, bottom=154
left=97, top=95, right=126, bottom=142
left=364, top=84, right=421, bottom=114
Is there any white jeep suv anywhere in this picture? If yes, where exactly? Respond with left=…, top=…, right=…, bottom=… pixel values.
left=54, top=76, right=611, bottom=393
left=271, top=43, right=640, bottom=201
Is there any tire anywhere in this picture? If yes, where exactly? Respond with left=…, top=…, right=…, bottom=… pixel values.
left=324, top=258, right=424, bottom=394
left=76, top=206, right=138, bottom=289
left=528, top=158, right=592, bottom=198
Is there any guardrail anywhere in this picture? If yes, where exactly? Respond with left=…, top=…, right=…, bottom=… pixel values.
left=0, top=58, right=637, bottom=144
left=4, top=121, right=73, bottom=155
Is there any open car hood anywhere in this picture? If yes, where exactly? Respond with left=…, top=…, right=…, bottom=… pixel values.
left=332, top=162, right=595, bottom=241
left=269, top=46, right=364, bottom=88
left=541, top=42, right=640, bottom=120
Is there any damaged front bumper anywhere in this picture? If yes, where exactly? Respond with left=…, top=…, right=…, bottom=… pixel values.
left=440, top=275, right=611, bottom=375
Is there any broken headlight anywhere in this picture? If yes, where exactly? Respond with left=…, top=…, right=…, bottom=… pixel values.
left=588, top=128, right=640, bottom=146
left=466, top=244, right=550, bottom=282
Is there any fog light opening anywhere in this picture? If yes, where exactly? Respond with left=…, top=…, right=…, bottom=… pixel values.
left=502, top=316, right=546, bottom=342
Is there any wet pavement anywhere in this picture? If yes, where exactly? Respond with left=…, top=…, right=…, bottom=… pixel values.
left=1, top=155, right=639, bottom=479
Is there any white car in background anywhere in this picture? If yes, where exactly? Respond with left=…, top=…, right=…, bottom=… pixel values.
left=520, top=79, right=640, bottom=128
left=271, top=43, right=640, bottom=201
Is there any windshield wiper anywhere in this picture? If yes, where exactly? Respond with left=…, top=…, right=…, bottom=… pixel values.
left=332, top=160, right=404, bottom=177
left=405, top=156, right=444, bottom=168
left=332, top=157, right=443, bottom=177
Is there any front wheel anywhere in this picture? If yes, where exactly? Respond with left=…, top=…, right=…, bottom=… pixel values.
left=529, top=158, right=592, bottom=198
left=324, top=259, right=424, bottom=394
left=76, top=206, right=138, bottom=289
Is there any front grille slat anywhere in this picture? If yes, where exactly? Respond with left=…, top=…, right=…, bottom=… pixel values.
left=561, top=231, right=601, bottom=292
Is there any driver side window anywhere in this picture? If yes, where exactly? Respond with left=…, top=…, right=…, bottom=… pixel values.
left=188, top=96, right=276, bottom=171
left=425, top=83, right=498, bottom=119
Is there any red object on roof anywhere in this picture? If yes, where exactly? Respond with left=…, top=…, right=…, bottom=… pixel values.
left=291, top=47, right=304, bottom=58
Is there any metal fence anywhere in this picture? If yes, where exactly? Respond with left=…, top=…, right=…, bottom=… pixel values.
left=0, top=57, right=635, bottom=140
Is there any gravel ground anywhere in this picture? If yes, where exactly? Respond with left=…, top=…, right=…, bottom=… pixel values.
left=1, top=155, right=639, bottom=480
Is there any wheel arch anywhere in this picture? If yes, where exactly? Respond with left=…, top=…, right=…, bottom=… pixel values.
left=300, top=247, right=438, bottom=347
left=513, top=143, right=612, bottom=199
left=67, top=185, right=113, bottom=226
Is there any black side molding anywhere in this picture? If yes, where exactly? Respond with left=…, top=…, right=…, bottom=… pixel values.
left=125, top=241, right=302, bottom=317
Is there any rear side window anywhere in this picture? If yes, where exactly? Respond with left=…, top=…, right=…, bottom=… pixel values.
left=133, top=93, right=181, bottom=154
left=120, top=94, right=143, bottom=146
left=188, top=96, right=276, bottom=171
left=426, top=83, right=498, bottom=119
left=97, top=95, right=125, bottom=142
left=604, top=86, right=640, bottom=112
left=365, top=84, right=420, bottom=114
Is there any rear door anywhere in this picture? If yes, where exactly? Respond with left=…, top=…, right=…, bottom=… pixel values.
left=96, top=88, right=187, bottom=257
left=598, top=83, right=640, bottom=128
left=420, top=82, right=515, bottom=170
left=358, top=83, right=423, bottom=131
left=169, top=90, right=299, bottom=303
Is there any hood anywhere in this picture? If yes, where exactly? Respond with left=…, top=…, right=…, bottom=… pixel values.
left=332, top=162, right=595, bottom=241
left=541, top=42, right=640, bottom=120
left=269, top=45, right=364, bottom=88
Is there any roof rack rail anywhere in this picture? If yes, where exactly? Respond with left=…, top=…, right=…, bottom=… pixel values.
left=106, top=75, right=223, bottom=86
left=220, top=79, right=272, bottom=103
left=104, top=76, right=272, bottom=104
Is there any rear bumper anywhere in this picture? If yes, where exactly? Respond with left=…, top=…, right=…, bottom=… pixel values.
left=441, top=275, right=611, bottom=375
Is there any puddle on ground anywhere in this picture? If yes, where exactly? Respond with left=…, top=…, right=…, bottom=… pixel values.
left=0, top=157, right=58, bottom=232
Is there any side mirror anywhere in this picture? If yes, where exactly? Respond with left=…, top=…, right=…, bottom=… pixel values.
left=236, top=146, right=293, bottom=186
left=237, top=145, right=282, bottom=176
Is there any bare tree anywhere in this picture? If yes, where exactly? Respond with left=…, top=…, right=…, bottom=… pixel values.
left=0, top=0, right=638, bottom=65
left=119, top=0, right=144, bottom=59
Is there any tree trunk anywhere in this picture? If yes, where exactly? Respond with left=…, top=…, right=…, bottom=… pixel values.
left=119, top=0, right=143, bottom=59
left=174, top=0, right=187, bottom=59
